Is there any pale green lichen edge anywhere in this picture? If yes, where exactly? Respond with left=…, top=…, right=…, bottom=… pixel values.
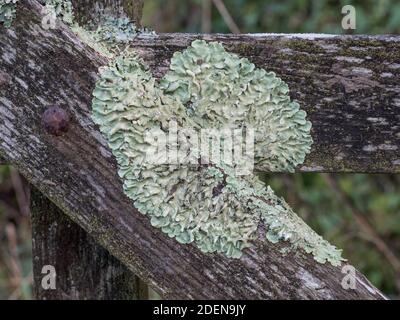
left=91, top=42, right=345, bottom=266
left=92, top=53, right=257, bottom=258
left=0, top=0, right=19, bottom=27
left=89, top=16, right=155, bottom=48
left=44, top=0, right=154, bottom=58
left=44, top=0, right=74, bottom=25
left=161, top=40, right=313, bottom=173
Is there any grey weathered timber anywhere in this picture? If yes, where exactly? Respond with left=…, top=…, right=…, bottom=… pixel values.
left=71, top=0, right=144, bottom=27
left=0, top=1, right=391, bottom=299
left=31, top=187, right=140, bottom=300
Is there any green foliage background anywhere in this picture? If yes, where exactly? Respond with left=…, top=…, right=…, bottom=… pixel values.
left=143, top=0, right=400, bottom=34
left=1, top=0, right=399, bottom=299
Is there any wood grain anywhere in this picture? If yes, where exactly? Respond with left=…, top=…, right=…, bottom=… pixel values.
left=31, top=187, right=140, bottom=300
left=30, top=0, right=145, bottom=300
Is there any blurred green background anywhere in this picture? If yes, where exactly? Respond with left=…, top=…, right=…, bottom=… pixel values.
left=143, top=0, right=400, bottom=34
left=1, top=0, right=400, bottom=299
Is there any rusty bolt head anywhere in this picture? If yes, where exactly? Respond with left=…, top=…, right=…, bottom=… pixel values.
left=41, top=106, right=70, bottom=136
left=0, top=71, right=11, bottom=87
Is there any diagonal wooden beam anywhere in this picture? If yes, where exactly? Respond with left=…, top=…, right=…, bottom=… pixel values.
left=0, top=1, right=391, bottom=299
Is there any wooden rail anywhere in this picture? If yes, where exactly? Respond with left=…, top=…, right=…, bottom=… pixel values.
left=133, top=33, right=400, bottom=173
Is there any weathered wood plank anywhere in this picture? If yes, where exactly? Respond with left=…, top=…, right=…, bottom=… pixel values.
left=132, top=33, right=400, bottom=173
left=30, top=0, right=146, bottom=301
left=0, top=1, right=388, bottom=299
left=31, top=187, right=140, bottom=300
left=71, top=0, right=144, bottom=27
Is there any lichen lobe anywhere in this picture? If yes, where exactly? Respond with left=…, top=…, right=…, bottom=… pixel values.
left=161, top=40, right=313, bottom=173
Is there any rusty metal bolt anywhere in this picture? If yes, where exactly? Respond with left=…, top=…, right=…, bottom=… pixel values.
left=0, top=70, right=11, bottom=87
left=41, top=106, right=70, bottom=136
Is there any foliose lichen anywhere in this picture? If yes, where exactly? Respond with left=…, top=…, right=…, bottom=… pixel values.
left=43, top=1, right=154, bottom=57
left=41, top=0, right=112, bottom=57
left=0, top=0, right=19, bottom=28
left=161, top=40, right=313, bottom=172
left=91, top=42, right=345, bottom=266
left=44, top=0, right=74, bottom=25
left=90, top=16, right=155, bottom=49
left=91, top=53, right=255, bottom=258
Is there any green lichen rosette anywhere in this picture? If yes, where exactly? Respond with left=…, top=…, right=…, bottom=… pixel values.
left=91, top=40, right=344, bottom=266
left=161, top=40, right=312, bottom=172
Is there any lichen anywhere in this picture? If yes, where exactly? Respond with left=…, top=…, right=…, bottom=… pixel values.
left=43, top=1, right=154, bottom=57
left=161, top=40, right=313, bottom=172
left=223, top=171, right=343, bottom=265
left=41, top=0, right=111, bottom=57
left=90, top=16, right=155, bottom=49
left=44, top=0, right=74, bottom=25
left=91, top=53, right=256, bottom=258
left=0, top=0, right=18, bottom=28
left=70, top=24, right=114, bottom=58
left=91, top=42, right=345, bottom=266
